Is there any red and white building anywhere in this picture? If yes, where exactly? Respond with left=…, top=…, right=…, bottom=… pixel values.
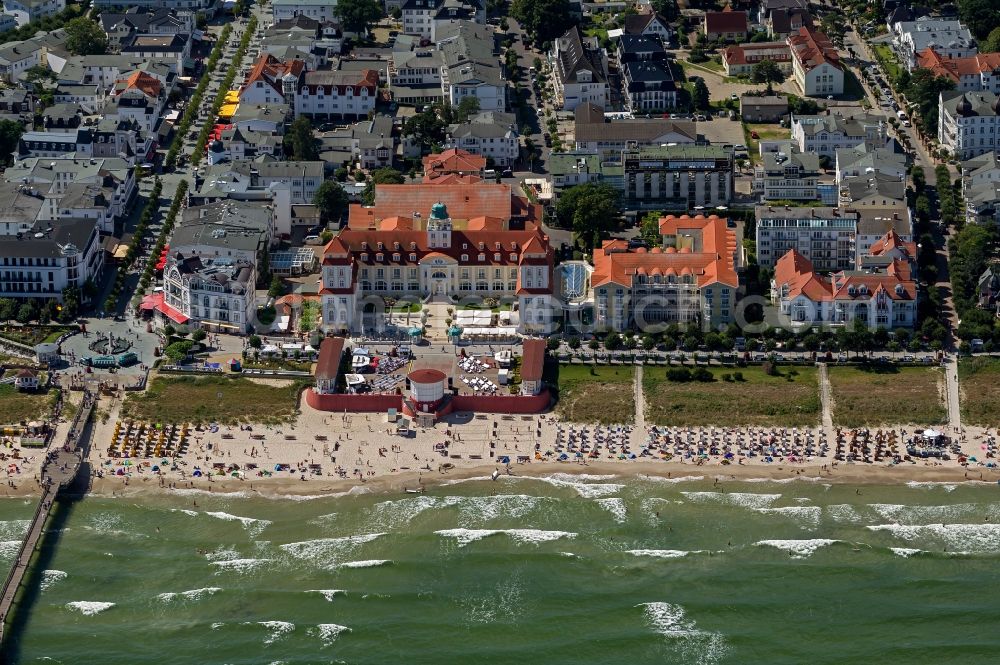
left=295, top=69, right=379, bottom=120
left=916, top=49, right=1000, bottom=94
left=787, top=27, right=843, bottom=97
left=772, top=246, right=917, bottom=330
left=320, top=184, right=553, bottom=334
left=721, top=41, right=793, bottom=76
left=238, top=54, right=306, bottom=106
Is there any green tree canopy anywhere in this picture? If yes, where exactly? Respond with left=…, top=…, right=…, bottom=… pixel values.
left=286, top=116, right=318, bottom=160
left=692, top=78, right=710, bottom=111
left=982, top=26, right=1000, bottom=53
left=511, top=0, right=575, bottom=42
left=650, top=0, right=679, bottom=21
left=333, top=0, right=383, bottom=33
left=904, top=68, right=955, bottom=133
left=65, top=18, right=108, bottom=55
left=751, top=59, right=785, bottom=94
left=403, top=106, right=447, bottom=150
left=313, top=180, right=349, bottom=222
left=455, top=96, right=481, bottom=123
left=958, top=0, right=1000, bottom=40
left=0, top=119, right=24, bottom=167
left=555, top=182, right=621, bottom=252
left=361, top=167, right=406, bottom=205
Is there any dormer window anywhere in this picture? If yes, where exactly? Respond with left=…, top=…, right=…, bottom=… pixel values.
left=895, top=284, right=904, bottom=295
left=394, top=242, right=400, bottom=250
left=462, top=243, right=468, bottom=249
left=859, top=285, right=868, bottom=295
left=511, top=241, right=518, bottom=249
left=461, top=254, right=468, bottom=262
left=478, top=242, right=485, bottom=250
left=848, top=286, right=856, bottom=296
left=478, top=253, right=485, bottom=262
left=392, top=253, right=400, bottom=262
left=495, top=242, right=501, bottom=250
left=376, top=253, right=384, bottom=262
left=377, top=242, right=384, bottom=250
left=361, top=241, right=368, bottom=250
left=494, top=253, right=501, bottom=261
left=361, top=252, right=369, bottom=261
left=410, top=242, right=417, bottom=250
left=409, top=253, right=417, bottom=261
left=509, top=252, right=517, bottom=261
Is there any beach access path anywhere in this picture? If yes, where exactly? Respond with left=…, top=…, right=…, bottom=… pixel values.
left=945, top=357, right=962, bottom=436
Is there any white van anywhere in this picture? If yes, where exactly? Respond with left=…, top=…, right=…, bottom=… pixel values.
left=484, top=169, right=497, bottom=179
left=304, top=234, right=321, bottom=245
left=896, top=110, right=907, bottom=121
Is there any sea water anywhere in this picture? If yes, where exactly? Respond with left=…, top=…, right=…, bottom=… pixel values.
left=3, top=476, right=1000, bottom=664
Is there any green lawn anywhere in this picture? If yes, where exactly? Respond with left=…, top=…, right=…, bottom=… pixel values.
left=643, top=365, right=820, bottom=428
left=828, top=365, right=946, bottom=428
left=548, top=363, right=635, bottom=425
left=0, top=325, right=76, bottom=347
left=0, top=382, right=53, bottom=425
left=742, top=123, right=791, bottom=162
left=122, top=375, right=309, bottom=425
left=872, top=43, right=901, bottom=82
left=958, top=357, right=1000, bottom=426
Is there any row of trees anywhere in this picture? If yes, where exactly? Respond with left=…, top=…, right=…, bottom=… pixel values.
left=132, top=180, right=190, bottom=307
left=191, top=16, right=258, bottom=167
left=510, top=0, right=575, bottom=44
left=0, top=284, right=93, bottom=325
left=102, top=177, right=164, bottom=313
left=166, top=25, right=233, bottom=169
left=553, top=182, right=621, bottom=253
left=899, top=69, right=955, bottom=137
left=402, top=98, right=482, bottom=151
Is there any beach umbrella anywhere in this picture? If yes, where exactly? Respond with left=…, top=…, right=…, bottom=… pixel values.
left=152, top=465, right=160, bottom=472
left=193, top=469, right=202, bottom=477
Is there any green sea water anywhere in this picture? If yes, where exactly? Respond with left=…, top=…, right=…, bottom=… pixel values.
left=3, top=474, right=1000, bottom=664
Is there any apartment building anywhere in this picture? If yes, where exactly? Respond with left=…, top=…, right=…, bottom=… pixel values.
left=755, top=205, right=858, bottom=270
left=787, top=27, right=843, bottom=97
left=938, top=91, right=1000, bottom=160
left=0, top=218, right=103, bottom=303
left=550, top=26, right=609, bottom=111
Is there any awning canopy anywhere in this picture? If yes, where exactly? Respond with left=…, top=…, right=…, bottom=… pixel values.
left=144, top=292, right=189, bottom=324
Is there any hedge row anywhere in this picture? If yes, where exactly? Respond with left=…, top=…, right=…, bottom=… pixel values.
left=191, top=16, right=258, bottom=167
left=164, top=24, right=233, bottom=170
left=103, top=178, right=162, bottom=313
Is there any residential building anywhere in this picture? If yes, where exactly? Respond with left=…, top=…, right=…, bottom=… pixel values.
left=213, top=126, right=283, bottom=163
left=757, top=0, right=807, bottom=25
left=230, top=102, right=291, bottom=134
left=402, top=0, right=484, bottom=41
left=0, top=38, right=43, bottom=83
left=722, top=42, right=792, bottom=76
left=767, top=6, right=811, bottom=40
left=18, top=129, right=93, bottom=158
left=893, top=18, right=976, bottom=71
left=238, top=54, right=306, bottom=106
left=0, top=181, right=43, bottom=235
left=348, top=182, right=541, bottom=228
left=423, top=148, right=485, bottom=182
left=787, top=26, right=843, bottom=97
left=53, top=83, right=103, bottom=113
left=4, top=156, right=135, bottom=234
left=436, top=21, right=505, bottom=112
left=106, top=70, right=166, bottom=135
left=263, top=15, right=344, bottom=61
left=347, top=114, right=395, bottom=170
left=272, top=0, right=337, bottom=23
left=977, top=265, right=1000, bottom=315
left=621, top=146, right=734, bottom=209
left=119, top=33, right=191, bottom=75
left=703, top=7, right=749, bottom=42
left=591, top=214, right=742, bottom=331
left=549, top=152, right=616, bottom=190
left=917, top=49, right=1000, bottom=94
left=0, top=13, right=15, bottom=32
left=388, top=48, right=445, bottom=105
left=573, top=102, right=696, bottom=159
left=319, top=199, right=553, bottom=334
left=550, top=26, right=609, bottom=111
left=755, top=205, right=858, bottom=270
left=622, top=10, right=673, bottom=43
left=93, top=0, right=212, bottom=10
left=295, top=69, right=379, bottom=120
left=162, top=254, right=256, bottom=333
left=445, top=110, right=519, bottom=168
left=99, top=8, right=193, bottom=50
left=841, top=172, right=906, bottom=208
left=939, top=91, right=1000, bottom=160
left=753, top=149, right=821, bottom=201
left=617, top=36, right=676, bottom=112
left=772, top=248, right=916, bottom=329
left=739, top=94, right=789, bottom=123
left=173, top=202, right=273, bottom=264
left=791, top=112, right=888, bottom=156
left=961, top=152, right=1000, bottom=224
left=852, top=205, right=912, bottom=260
left=835, top=144, right=907, bottom=185
left=0, top=88, right=33, bottom=119
left=2, top=0, right=63, bottom=27
left=0, top=218, right=103, bottom=302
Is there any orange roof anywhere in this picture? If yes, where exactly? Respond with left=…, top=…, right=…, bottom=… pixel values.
left=422, top=148, right=486, bottom=180
left=917, top=48, right=1000, bottom=82
left=775, top=249, right=915, bottom=301
left=787, top=26, right=841, bottom=72
left=869, top=229, right=916, bottom=259
left=116, top=71, right=162, bottom=98
left=592, top=214, right=739, bottom=290
left=424, top=173, right=483, bottom=185
left=240, top=54, right=305, bottom=98
left=348, top=183, right=533, bottom=226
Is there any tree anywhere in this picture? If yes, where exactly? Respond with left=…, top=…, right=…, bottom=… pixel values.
left=192, top=329, right=208, bottom=343
left=65, top=18, right=108, bottom=55
left=333, top=0, right=383, bottom=34
left=403, top=106, right=447, bottom=150
left=819, top=12, right=846, bottom=48
left=0, top=120, right=23, bottom=167
left=554, top=182, right=621, bottom=251
left=0, top=298, right=15, bottom=322
left=692, top=78, right=710, bottom=111
left=455, top=96, right=481, bottom=123
left=361, top=167, right=406, bottom=205
left=510, top=0, right=574, bottom=42
left=983, top=26, right=1000, bottom=53
left=904, top=68, right=955, bottom=134
left=286, top=116, right=318, bottom=161
left=958, top=0, right=1000, bottom=40
left=751, top=59, right=785, bottom=95
left=313, top=180, right=349, bottom=222
left=164, top=340, right=194, bottom=363
left=650, top=0, right=679, bottom=21
left=16, top=301, right=36, bottom=324
left=249, top=335, right=263, bottom=349
left=268, top=275, right=286, bottom=298
left=639, top=210, right=663, bottom=245
left=604, top=332, right=622, bottom=350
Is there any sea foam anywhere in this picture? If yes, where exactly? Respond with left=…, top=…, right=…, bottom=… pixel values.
left=532, top=474, right=625, bottom=498
left=157, top=587, right=222, bottom=602
left=40, top=569, right=68, bottom=591
left=338, top=559, right=391, bottom=569
left=867, top=523, right=1000, bottom=553
left=204, top=511, right=272, bottom=537
left=66, top=601, right=115, bottom=616
left=311, top=623, right=351, bottom=647
left=753, top=506, right=822, bottom=529
left=306, top=589, right=346, bottom=602
left=210, top=558, right=273, bottom=574
left=681, top=492, right=782, bottom=510
left=639, top=602, right=729, bottom=664
left=279, top=533, right=386, bottom=568
left=434, top=528, right=576, bottom=547
left=257, top=621, right=295, bottom=644
left=755, top=539, right=838, bottom=558
left=628, top=549, right=700, bottom=559
left=594, top=497, right=627, bottom=523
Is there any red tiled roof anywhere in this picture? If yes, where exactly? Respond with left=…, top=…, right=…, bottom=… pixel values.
left=315, top=336, right=345, bottom=381
left=240, top=54, right=306, bottom=98
left=520, top=338, right=546, bottom=382
left=592, top=215, right=739, bottom=290
left=704, top=8, right=749, bottom=34
left=917, top=48, right=1000, bottom=82
left=422, top=148, right=486, bottom=180
left=349, top=184, right=523, bottom=225
left=116, top=71, right=162, bottom=98
left=408, top=368, right=447, bottom=384
left=775, top=249, right=915, bottom=301
left=787, top=26, right=841, bottom=72
left=424, top=173, right=483, bottom=185
left=722, top=42, right=791, bottom=66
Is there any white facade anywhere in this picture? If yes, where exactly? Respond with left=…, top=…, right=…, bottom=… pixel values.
left=272, top=0, right=337, bottom=23
left=0, top=220, right=104, bottom=302
left=894, top=19, right=977, bottom=71
left=2, top=0, right=64, bottom=27
left=939, top=91, right=1000, bottom=161
left=163, top=257, right=257, bottom=333
left=795, top=60, right=843, bottom=97
left=754, top=206, right=858, bottom=270
left=446, top=126, right=519, bottom=167
left=791, top=114, right=887, bottom=157
left=295, top=71, right=378, bottom=120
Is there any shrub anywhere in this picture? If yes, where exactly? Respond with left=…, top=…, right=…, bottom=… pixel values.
left=733, top=371, right=744, bottom=382
left=692, top=367, right=713, bottom=382
left=762, top=361, right=778, bottom=376
left=666, top=367, right=692, bottom=382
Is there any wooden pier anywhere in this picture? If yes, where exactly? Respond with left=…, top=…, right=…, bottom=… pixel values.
left=0, top=391, right=95, bottom=645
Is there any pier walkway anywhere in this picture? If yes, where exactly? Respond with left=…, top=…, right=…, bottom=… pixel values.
left=0, top=390, right=95, bottom=645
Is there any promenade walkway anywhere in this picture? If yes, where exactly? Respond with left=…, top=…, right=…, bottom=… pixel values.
left=0, top=391, right=95, bottom=646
